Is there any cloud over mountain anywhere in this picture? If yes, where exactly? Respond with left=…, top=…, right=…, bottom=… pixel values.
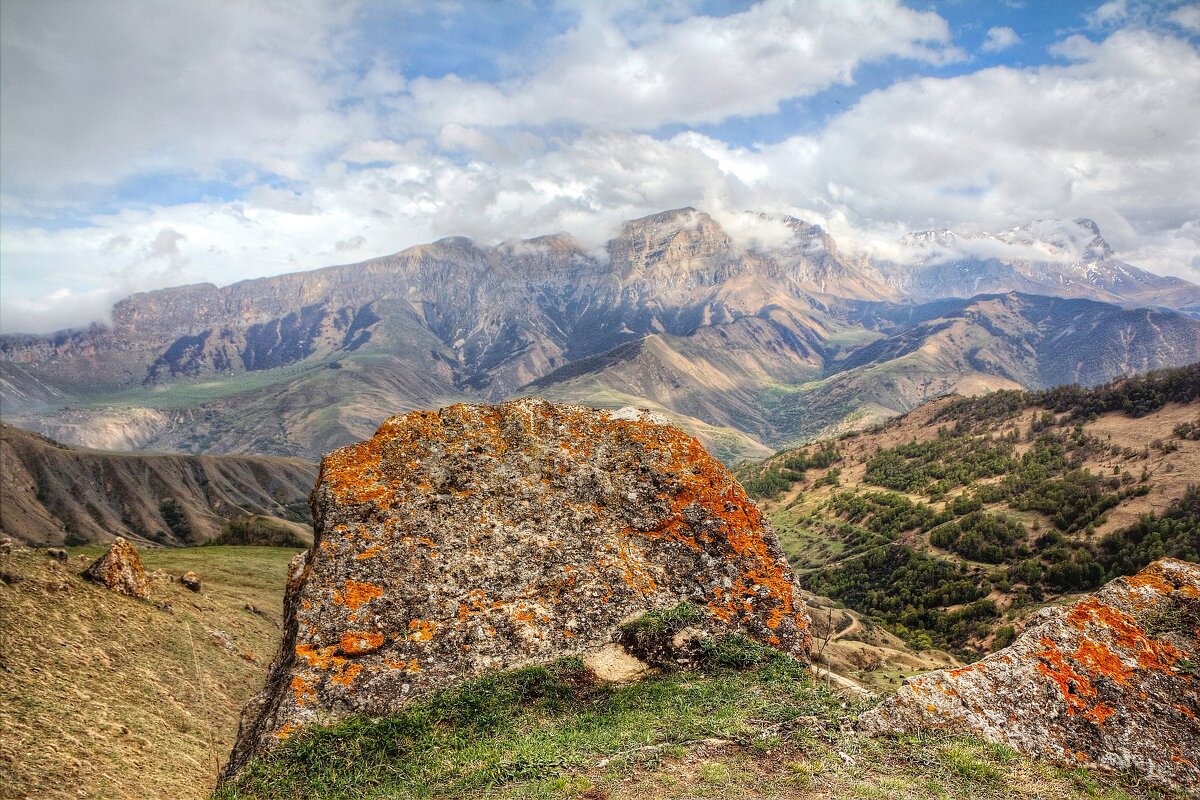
left=1, top=1, right=1197, bottom=333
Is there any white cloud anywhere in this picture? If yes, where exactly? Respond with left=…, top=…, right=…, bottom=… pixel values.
left=981, top=26, right=1021, bottom=52
left=775, top=29, right=1200, bottom=271
left=1086, top=0, right=1128, bottom=30
left=0, top=0, right=364, bottom=193
left=2, top=5, right=1199, bottom=333
left=1168, top=4, right=1200, bottom=32
left=405, top=0, right=961, bottom=129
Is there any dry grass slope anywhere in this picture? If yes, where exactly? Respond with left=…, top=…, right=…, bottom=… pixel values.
left=0, top=545, right=299, bottom=800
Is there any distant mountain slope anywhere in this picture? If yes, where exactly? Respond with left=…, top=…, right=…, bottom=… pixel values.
left=739, top=363, right=1200, bottom=658
left=3, top=209, right=1199, bottom=462
left=530, top=292, right=1200, bottom=449
left=0, top=423, right=317, bottom=546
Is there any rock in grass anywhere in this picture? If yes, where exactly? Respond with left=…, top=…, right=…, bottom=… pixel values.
left=82, top=537, right=149, bottom=599
left=45, top=547, right=68, bottom=563
left=180, top=571, right=202, bottom=592
left=220, top=398, right=810, bottom=780
left=859, top=558, right=1200, bottom=796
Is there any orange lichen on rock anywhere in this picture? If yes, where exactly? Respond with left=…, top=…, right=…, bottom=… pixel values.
left=1083, top=703, right=1116, bottom=726
left=333, top=580, right=383, bottom=610
left=294, top=643, right=346, bottom=671
left=407, top=619, right=438, bottom=641
left=330, top=663, right=363, bottom=687
left=339, top=631, right=385, bottom=656
left=275, top=723, right=302, bottom=740
left=355, top=545, right=382, bottom=560
left=1068, top=597, right=1183, bottom=673
left=223, top=398, right=812, bottom=783
left=860, top=559, right=1200, bottom=797
left=1125, top=567, right=1177, bottom=596
left=290, top=676, right=315, bottom=706
left=1035, top=638, right=1097, bottom=715
left=1072, top=639, right=1133, bottom=685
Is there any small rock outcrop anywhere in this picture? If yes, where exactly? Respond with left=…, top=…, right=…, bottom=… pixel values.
left=860, top=559, right=1200, bottom=796
left=221, top=398, right=810, bottom=780
left=82, top=537, right=149, bottom=599
left=180, top=571, right=202, bottom=592
left=45, top=547, right=68, bottom=563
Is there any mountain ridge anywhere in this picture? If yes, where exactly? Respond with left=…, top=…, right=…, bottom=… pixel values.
left=0, top=422, right=317, bottom=546
left=4, top=208, right=1200, bottom=462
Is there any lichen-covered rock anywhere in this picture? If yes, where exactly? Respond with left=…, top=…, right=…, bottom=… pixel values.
left=860, top=558, right=1200, bottom=796
left=82, top=537, right=149, bottom=599
left=220, top=398, right=809, bottom=780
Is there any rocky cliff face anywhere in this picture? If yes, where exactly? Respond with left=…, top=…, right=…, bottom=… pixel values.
left=859, top=559, right=1200, bottom=796
left=221, top=398, right=810, bottom=780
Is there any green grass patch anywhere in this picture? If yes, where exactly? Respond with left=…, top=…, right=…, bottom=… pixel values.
left=216, top=651, right=848, bottom=800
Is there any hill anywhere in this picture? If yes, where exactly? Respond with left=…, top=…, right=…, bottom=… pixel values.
left=0, top=423, right=316, bottom=546
left=5, top=545, right=1159, bottom=800
left=5, top=210, right=1200, bottom=464
left=738, top=363, right=1200, bottom=657
left=0, top=545, right=299, bottom=800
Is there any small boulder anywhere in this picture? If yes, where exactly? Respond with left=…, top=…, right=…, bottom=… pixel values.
left=180, top=571, right=202, bottom=592
left=859, top=558, right=1200, bottom=796
left=0, top=536, right=13, bottom=556
left=46, top=547, right=68, bottom=563
left=220, top=398, right=811, bottom=780
left=82, top=537, right=149, bottom=599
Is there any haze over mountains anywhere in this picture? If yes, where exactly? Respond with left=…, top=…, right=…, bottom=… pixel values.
left=3, top=208, right=1200, bottom=463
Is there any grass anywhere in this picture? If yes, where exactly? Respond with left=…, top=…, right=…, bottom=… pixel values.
left=216, top=650, right=1182, bottom=800
left=0, top=545, right=299, bottom=800
left=2, top=546, right=1186, bottom=800
left=216, top=651, right=853, bottom=800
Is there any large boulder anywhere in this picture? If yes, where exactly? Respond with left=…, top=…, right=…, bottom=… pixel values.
left=860, top=558, right=1200, bottom=796
left=221, top=398, right=810, bottom=779
left=82, top=537, right=149, bottom=599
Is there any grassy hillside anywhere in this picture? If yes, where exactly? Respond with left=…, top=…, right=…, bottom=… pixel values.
left=738, top=364, right=1200, bottom=656
left=216, top=648, right=1175, bottom=800
left=0, top=545, right=300, bottom=800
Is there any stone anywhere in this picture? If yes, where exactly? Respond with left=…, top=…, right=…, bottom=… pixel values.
left=859, top=558, right=1200, bottom=796
left=45, top=547, right=68, bottom=563
left=583, top=643, right=652, bottom=684
left=220, top=398, right=810, bottom=780
left=0, top=536, right=13, bottom=555
left=82, top=537, right=149, bottom=599
left=180, top=571, right=202, bottom=592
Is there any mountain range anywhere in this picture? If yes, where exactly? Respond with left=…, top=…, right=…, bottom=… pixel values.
left=3, top=208, right=1200, bottom=463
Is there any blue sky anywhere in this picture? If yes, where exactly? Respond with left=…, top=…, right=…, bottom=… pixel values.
left=1, top=0, right=1198, bottom=332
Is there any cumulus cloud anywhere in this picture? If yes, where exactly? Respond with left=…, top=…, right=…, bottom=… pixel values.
left=0, top=0, right=363, bottom=193
left=775, top=29, right=1200, bottom=271
left=1168, top=5, right=1200, bottom=32
left=981, top=26, right=1021, bottom=52
left=405, top=0, right=961, bottom=129
left=2, top=2, right=1199, bottom=333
